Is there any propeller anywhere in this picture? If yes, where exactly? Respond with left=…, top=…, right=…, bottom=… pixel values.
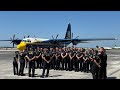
left=71, top=33, right=79, bottom=46
left=52, top=35, right=54, bottom=39
left=51, top=34, right=59, bottom=45
left=0, top=34, right=20, bottom=48
left=23, top=35, right=30, bottom=38
left=51, top=34, right=59, bottom=39
left=56, top=34, right=59, bottom=39
left=10, top=34, right=16, bottom=48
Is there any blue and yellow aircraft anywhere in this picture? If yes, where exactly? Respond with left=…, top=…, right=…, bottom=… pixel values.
left=0, top=23, right=117, bottom=51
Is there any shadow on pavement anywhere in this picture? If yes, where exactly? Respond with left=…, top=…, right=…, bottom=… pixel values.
left=49, top=75, right=62, bottom=77
left=107, top=77, right=117, bottom=79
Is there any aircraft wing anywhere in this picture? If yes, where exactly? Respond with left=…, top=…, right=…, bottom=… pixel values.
left=0, top=40, right=12, bottom=41
left=0, top=39, right=22, bottom=46
left=45, top=38, right=117, bottom=45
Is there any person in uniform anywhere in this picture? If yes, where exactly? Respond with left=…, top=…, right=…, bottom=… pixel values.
left=51, top=48, right=56, bottom=70
left=55, top=47, right=61, bottom=70
left=91, top=54, right=101, bottom=79
left=25, top=48, right=29, bottom=68
left=13, top=51, right=19, bottom=75
left=83, top=50, right=90, bottom=73
left=98, top=47, right=107, bottom=79
left=18, top=49, right=26, bottom=76
left=68, top=48, right=76, bottom=71
left=76, top=48, right=84, bottom=72
left=35, top=47, right=41, bottom=69
left=25, top=48, right=36, bottom=77
left=41, top=48, right=51, bottom=78
left=39, top=48, right=43, bottom=69
left=88, top=48, right=94, bottom=72
left=61, top=47, right=68, bottom=70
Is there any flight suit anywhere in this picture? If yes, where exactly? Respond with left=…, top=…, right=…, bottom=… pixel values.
left=13, top=52, right=19, bottom=75
left=25, top=50, right=29, bottom=68
left=89, top=54, right=94, bottom=72
left=50, top=50, right=56, bottom=70
left=91, top=55, right=101, bottom=79
left=49, top=50, right=53, bottom=69
left=76, top=51, right=83, bottom=72
left=98, top=52, right=107, bottom=79
left=83, top=54, right=89, bottom=72
left=55, top=51, right=61, bottom=70
left=68, top=50, right=75, bottom=71
left=41, top=50, right=51, bottom=78
left=35, top=50, right=41, bottom=68
left=18, top=51, right=26, bottom=76
left=27, top=51, right=36, bottom=77
left=61, top=50, right=68, bottom=70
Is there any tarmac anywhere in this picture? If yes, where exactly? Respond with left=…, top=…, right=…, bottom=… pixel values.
left=0, top=49, right=120, bottom=79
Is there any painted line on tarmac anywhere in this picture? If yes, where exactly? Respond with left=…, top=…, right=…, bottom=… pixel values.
left=108, top=69, right=120, bottom=76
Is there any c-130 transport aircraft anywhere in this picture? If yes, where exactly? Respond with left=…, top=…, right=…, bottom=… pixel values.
left=0, top=23, right=117, bottom=51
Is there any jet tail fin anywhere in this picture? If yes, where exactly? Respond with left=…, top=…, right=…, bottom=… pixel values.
left=65, top=23, right=71, bottom=39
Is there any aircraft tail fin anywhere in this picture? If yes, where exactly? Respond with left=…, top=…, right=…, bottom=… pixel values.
left=65, top=23, right=71, bottom=39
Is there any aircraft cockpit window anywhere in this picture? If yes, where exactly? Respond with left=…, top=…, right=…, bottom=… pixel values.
left=26, top=39, right=31, bottom=42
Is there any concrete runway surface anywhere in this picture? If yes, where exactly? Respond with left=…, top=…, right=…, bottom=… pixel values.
left=0, top=49, right=120, bottom=79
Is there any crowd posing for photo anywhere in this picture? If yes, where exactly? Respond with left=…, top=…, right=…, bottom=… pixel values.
left=13, top=46, right=107, bottom=79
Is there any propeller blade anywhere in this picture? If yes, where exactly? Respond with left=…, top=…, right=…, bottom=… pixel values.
left=52, top=35, right=54, bottom=39
left=28, top=35, right=30, bottom=38
left=75, top=36, right=79, bottom=39
left=13, top=34, right=15, bottom=40
left=13, top=43, right=15, bottom=48
left=10, top=41, right=13, bottom=44
left=56, top=34, right=59, bottom=39
left=10, top=37, right=12, bottom=40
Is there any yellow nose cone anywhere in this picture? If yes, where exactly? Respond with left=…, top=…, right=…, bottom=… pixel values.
left=17, top=42, right=26, bottom=51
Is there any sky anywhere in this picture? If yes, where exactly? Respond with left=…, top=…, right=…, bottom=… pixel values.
left=0, top=11, right=120, bottom=48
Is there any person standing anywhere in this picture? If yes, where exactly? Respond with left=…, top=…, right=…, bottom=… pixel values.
left=25, top=48, right=36, bottom=77
left=91, top=55, right=101, bottom=79
left=41, top=48, right=51, bottom=78
left=98, top=47, right=107, bottom=79
left=76, top=48, right=84, bottom=72
left=18, top=50, right=26, bottom=76
left=13, top=51, right=19, bottom=75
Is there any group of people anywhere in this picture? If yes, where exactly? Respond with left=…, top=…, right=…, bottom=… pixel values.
left=13, top=46, right=107, bottom=79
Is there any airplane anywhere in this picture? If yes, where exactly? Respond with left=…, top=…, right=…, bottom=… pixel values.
left=113, top=45, right=120, bottom=49
left=0, top=23, right=117, bottom=51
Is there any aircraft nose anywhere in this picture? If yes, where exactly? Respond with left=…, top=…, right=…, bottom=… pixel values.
left=17, top=42, right=26, bottom=51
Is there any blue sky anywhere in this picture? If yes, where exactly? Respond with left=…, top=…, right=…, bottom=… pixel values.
left=0, top=11, right=120, bottom=48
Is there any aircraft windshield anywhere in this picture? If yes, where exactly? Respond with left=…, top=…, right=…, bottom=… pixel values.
left=22, top=39, right=31, bottom=42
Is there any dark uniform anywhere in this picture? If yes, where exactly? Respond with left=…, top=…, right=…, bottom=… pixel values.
left=50, top=50, right=56, bottom=70
left=55, top=50, right=61, bottom=70
left=89, top=54, right=94, bottom=72
left=35, top=49, right=41, bottom=69
left=41, top=49, right=51, bottom=78
left=76, top=50, right=84, bottom=72
left=61, top=49, right=68, bottom=70
left=83, top=53, right=89, bottom=72
left=98, top=51, right=107, bottom=79
left=26, top=50, right=36, bottom=77
left=68, top=50, right=75, bottom=71
left=18, top=50, right=26, bottom=76
left=13, top=51, right=19, bottom=75
left=91, top=55, right=101, bottom=79
left=25, top=50, right=29, bottom=68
